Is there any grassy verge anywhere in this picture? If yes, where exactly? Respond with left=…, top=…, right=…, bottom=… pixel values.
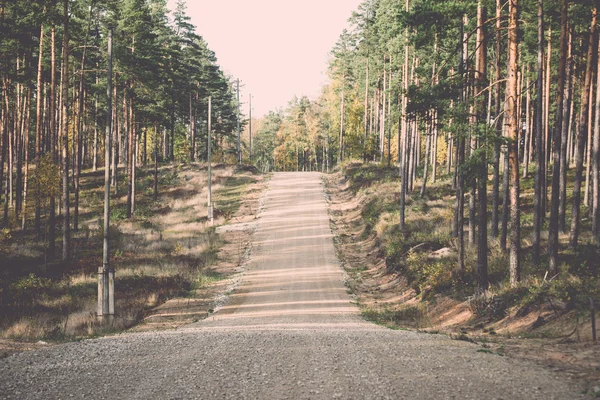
left=0, top=163, right=259, bottom=343
left=328, top=161, right=600, bottom=338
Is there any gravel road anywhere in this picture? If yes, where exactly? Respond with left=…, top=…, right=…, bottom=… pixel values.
left=0, top=172, right=582, bottom=399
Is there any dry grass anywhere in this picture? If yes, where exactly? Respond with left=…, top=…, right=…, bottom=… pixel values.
left=0, top=163, right=260, bottom=342
left=327, top=161, right=600, bottom=337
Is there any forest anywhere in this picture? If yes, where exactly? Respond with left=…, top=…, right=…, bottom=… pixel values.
left=0, top=0, right=240, bottom=260
left=2, top=0, right=600, bottom=339
left=0, top=0, right=246, bottom=337
left=1, top=0, right=599, bottom=397
left=249, top=0, right=600, bottom=310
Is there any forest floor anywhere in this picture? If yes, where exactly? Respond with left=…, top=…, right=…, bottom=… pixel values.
left=0, top=162, right=266, bottom=357
left=325, top=162, right=600, bottom=395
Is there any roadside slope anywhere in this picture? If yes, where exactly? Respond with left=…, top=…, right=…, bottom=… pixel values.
left=325, top=163, right=600, bottom=393
left=0, top=164, right=264, bottom=354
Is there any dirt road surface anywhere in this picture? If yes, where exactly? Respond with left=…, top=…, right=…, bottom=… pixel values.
left=0, top=172, right=583, bottom=399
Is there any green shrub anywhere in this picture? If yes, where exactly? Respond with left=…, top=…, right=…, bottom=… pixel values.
left=405, top=251, right=456, bottom=295
left=10, top=273, right=53, bottom=293
left=520, top=273, right=600, bottom=311
left=111, top=206, right=128, bottom=221
left=0, top=228, right=11, bottom=257
left=362, top=304, right=426, bottom=327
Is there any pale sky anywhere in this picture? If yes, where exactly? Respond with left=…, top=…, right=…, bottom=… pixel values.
left=168, top=0, right=363, bottom=117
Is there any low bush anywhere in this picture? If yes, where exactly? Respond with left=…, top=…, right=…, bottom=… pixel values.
left=362, top=303, right=427, bottom=327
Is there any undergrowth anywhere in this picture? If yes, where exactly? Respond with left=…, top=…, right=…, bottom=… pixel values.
left=0, top=163, right=258, bottom=342
left=337, top=161, right=600, bottom=331
left=362, top=303, right=428, bottom=329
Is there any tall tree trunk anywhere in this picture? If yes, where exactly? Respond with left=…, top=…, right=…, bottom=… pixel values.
left=533, top=0, right=545, bottom=264
left=399, top=0, right=410, bottom=232
left=61, top=0, right=71, bottom=262
left=154, top=124, right=159, bottom=199
left=522, top=72, right=531, bottom=179
left=93, top=70, right=98, bottom=172
left=74, top=3, right=93, bottom=233
left=9, top=81, right=15, bottom=217
left=170, top=101, right=175, bottom=162
left=100, top=27, right=113, bottom=317
left=388, top=66, right=392, bottom=167
left=432, top=112, right=438, bottom=183
left=113, top=89, right=122, bottom=190
left=476, top=1, right=489, bottom=291
left=339, top=77, right=345, bottom=163
left=507, top=0, right=520, bottom=286
left=559, top=26, right=573, bottom=233
left=491, top=0, right=503, bottom=238
left=14, top=62, right=22, bottom=221
left=194, top=92, right=198, bottom=160
left=1, top=79, right=7, bottom=228
left=48, top=26, right=57, bottom=261
left=380, top=59, right=386, bottom=163
left=371, top=87, right=377, bottom=161
left=544, top=27, right=552, bottom=216
left=127, top=94, right=134, bottom=219
left=468, top=127, right=476, bottom=247
left=592, top=38, right=600, bottom=242
left=189, top=92, right=195, bottom=161
left=21, top=88, right=31, bottom=230
left=363, top=54, right=369, bottom=163
left=567, top=93, right=575, bottom=166
left=431, top=37, right=439, bottom=184
left=447, top=129, right=453, bottom=176
left=569, top=3, right=599, bottom=249
left=584, top=87, right=594, bottom=207
left=0, top=81, right=6, bottom=229
left=420, top=115, right=431, bottom=197
left=2, top=85, right=8, bottom=227
left=34, top=23, right=44, bottom=236
left=143, top=125, right=147, bottom=166
left=548, top=0, right=568, bottom=274
left=412, top=119, right=418, bottom=188
left=111, top=82, right=119, bottom=194
left=456, top=17, right=466, bottom=272
left=468, top=124, right=476, bottom=246
left=132, top=119, right=137, bottom=215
